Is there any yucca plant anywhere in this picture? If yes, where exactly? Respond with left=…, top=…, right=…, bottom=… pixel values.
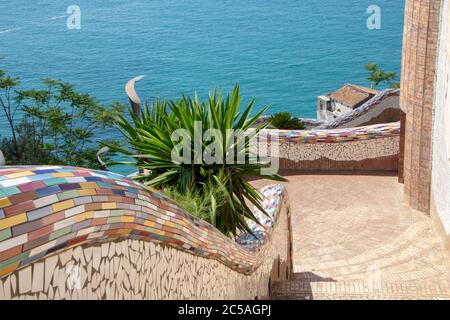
left=104, top=85, right=285, bottom=237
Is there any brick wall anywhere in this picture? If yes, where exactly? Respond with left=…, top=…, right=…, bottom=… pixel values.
left=400, top=0, right=443, bottom=213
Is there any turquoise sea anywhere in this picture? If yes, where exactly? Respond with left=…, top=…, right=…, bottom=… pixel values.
left=1, top=0, right=404, bottom=135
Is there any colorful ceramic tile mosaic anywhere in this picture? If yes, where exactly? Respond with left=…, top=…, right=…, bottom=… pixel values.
left=0, top=166, right=287, bottom=278
left=237, top=184, right=284, bottom=248
left=261, top=122, right=400, bottom=143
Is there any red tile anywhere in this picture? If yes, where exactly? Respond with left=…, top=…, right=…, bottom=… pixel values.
left=123, top=210, right=135, bottom=216
left=108, top=196, right=123, bottom=203
left=4, top=200, right=35, bottom=217
left=123, top=197, right=135, bottom=204
left=28, top=224, right=54, bottom=241
left=67, top=235, right=88, bottom=246
left=41, top=211, right=65, bottom=226
left=18, top=181, right=46, bottom=192
left=72, top=172, right=92, bottom=177
left=96, top=188, right=114, bottom=195
left=91, top=218, right=107, bottom=226
left=8, top=191, right=38, bottom=205
left=0, top=245, right=22, bottom=263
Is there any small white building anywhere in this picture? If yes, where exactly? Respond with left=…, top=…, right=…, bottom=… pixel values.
left=317, top=84, right=378, bottom=121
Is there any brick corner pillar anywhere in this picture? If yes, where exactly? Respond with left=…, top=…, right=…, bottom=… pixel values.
left=400, top=0, right=443, bottom=213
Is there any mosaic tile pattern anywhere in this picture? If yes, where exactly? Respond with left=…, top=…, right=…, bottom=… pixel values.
left=255, top=123, right=400, bottom=169
left=0, top=205, right=290, bottom=300
left=237, top=185, right=284, bottom=248
left=0, top=166, right=290, bottom=280
left=275, top=136, right=399, bottom=162
left=261, top=122, right=400, bottom=144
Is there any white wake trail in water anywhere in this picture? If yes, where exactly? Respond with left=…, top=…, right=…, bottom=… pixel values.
left=0, top=27, right=22, bottom=34
left=0, top=15, right=67, bottom=34
left=46, top=15, right=67, bottom=21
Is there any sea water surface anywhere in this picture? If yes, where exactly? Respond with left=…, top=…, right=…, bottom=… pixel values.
left=1, top=0, right=404, bottom=115
left=0, top=0, right=404, bottom=172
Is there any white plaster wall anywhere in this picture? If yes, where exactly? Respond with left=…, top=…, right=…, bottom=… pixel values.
left=334, top=101, right=353, bottom=115
left=431, top=0, right=450, bottom=234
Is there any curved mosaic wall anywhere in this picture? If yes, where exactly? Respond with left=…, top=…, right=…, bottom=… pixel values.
left=0, top=166, right=292, bottom=299
left=261, top=122, right=400, bottom=171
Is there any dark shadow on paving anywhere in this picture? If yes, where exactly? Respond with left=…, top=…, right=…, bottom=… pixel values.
left=272, top=272, right=337, bottom=300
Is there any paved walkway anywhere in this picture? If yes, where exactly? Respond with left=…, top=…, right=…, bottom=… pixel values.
left=253, top=172, right=450, bottom=299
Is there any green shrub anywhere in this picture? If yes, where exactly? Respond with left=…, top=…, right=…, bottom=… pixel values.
left=162, top=175, right=226, bottom=225
left=105, top=85, right=285, bottom=237
left=269, top=112, right=305, bottom=130
left=0, top=70, right=124, bottom=168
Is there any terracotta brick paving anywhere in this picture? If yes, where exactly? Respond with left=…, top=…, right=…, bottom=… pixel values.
left=253, top=172, right=450, bottom=299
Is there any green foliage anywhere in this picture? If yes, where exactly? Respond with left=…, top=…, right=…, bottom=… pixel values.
left=269, top=112, right=305, bottom=130
left=162, top=175, right=226, bottom=224
left=104, top=85, right=286, bottom=237
left=365, top=63, right=400, bottom=89
left=0, top=69, right=124, bottom=168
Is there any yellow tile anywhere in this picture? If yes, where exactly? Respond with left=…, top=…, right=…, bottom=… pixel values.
left=154, top=229, right=165, bottom=236
left=78, top=188, right=97, bottom=196
left=0, top=213, right=27, bottom=230
left=120, top=216, right=134, bottom=223
left=0, top=262, right=19, bottom=278
left=116, top=229, right=131, bottom=235
left=52, top=200, right=74, bottom=212
left=74, top=214, right=84, bottom=223
left=144, top=220, right=156, bottom=228
left=0, top=197, right=11, bottom=208
left=79, top=182, right=98, bottom=189
left=75, top=211, right=94, bottom=222
left=166, top=221, right=176, bottom=228
left=52, top=172, right=74, bottom=178
left=83, top=211, right=94, bottom=220
left=102, top=203, right=116, bottom=210
left=5, top=171, right=33, bottom=179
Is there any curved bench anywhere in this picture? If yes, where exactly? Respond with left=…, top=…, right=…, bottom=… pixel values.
left=0, top=166, right=292, bottom=299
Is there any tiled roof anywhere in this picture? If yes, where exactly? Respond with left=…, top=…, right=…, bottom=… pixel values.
left=330, top=84, right=379, bottom=108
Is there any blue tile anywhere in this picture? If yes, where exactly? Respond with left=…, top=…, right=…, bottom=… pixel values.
left=19, top=251, right=47, bottom=268
left=36, top=185, right=61, bottom=197
left=32, top=169, right=57, bottom=174
left=60, top=183, right=80, bottom=191
left=112, top=189, right=126, bottom=195
left=27, top=206, right=54, bottom=221
left=85, top=176, right=102, bottom=182
left=29, top=173, right=53, bottom=182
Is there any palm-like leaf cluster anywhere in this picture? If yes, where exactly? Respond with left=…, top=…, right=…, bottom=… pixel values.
left=105, top=85, right=285, bottom=237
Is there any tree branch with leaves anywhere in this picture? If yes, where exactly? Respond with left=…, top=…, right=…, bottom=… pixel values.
left=0, top=69, right=125, bottom=168
left=365, top=63, right=400, bottom=89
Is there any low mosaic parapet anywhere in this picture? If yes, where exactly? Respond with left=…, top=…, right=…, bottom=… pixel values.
left=0, top=166, right=291, bottom=282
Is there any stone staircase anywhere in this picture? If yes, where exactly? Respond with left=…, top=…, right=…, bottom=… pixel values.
left=271, top=221, right=450, bottom=300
